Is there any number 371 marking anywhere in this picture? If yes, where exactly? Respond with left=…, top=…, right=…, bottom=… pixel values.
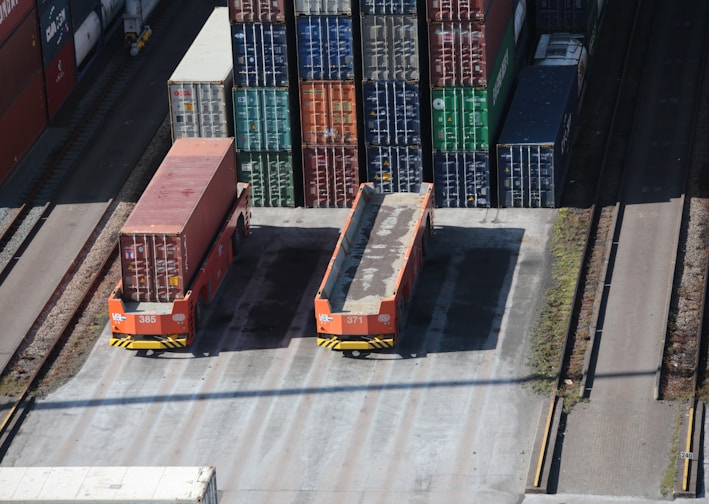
left=347, top=316, right=363, bottom=324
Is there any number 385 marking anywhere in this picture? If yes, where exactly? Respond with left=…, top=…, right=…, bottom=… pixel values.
left=347, top=316, right=363, bottom=324
left=139, top=315, right=157, bottom=324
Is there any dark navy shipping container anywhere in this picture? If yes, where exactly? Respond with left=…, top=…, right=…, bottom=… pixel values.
left=363, top=81, right=420, bottom=146
left=231, top=23, right=288, bottom=87
left=297, top=16, right=354, bottom=81
left=361, top=15, right=419, bottom=81
left=367, top=146, right=423, bottom=193
left=296, top=0, right=351, bottom=15
left=497, top=65, right=578, bottom=208
left=361, top=0, right=417, bottom=15
left=536, top=0, right=595, bottom=32
left=433, top=151, right=490, bottom=208
left=38, top=0, right=71, bottom=67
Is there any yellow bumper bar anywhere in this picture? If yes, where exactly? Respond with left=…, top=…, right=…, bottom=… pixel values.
left=317, top=336, right=394, bottom=351
left=110, top=335, right=187, bottom=350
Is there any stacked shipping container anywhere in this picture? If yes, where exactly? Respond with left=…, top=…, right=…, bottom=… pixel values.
left=428, top=0, right=516, bottom=207
left=229, top=0, right=296, bottom=207
left=361, top=0, right=422, bottom=193
left=168, top=7, right=233, bottom=141
left=0, top=1, right=47, bottom=184
left=297, top=1, right=359, bottom=207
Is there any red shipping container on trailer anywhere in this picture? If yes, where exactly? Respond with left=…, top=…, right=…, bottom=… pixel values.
left=0, top=70, right=47, bottom=184
left=0, top=8, right=42, bottom=115
left=303, top=146, right=359, bottom=208
left=429, top=0, right=513, bottom=87
left=300, top=81, right=358, bottom=147
left=427, top=0, right=493, bottom=21
left=0, top=0, right=34, bottom=45
left=44, top=38, right=76, bottom=119
left=228, top=0, right=285, bottom=22
left=119, top=138, right=238, bottom=303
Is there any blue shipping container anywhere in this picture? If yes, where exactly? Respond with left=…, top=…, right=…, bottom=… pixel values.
left=297, top=16, right=354, bottom=80
left=433, top=151, right=491, bottom=208
left=39, top=0, right=72, bottom=67
left=367, top=146, right=423, bottom=193
left=363, top=81, right=420, bottom=146
left=536, top=0, right=595, bottom=32
left=361, top=0, right=417, bottom=15
left=231, top=23, right=288, bottom=87
left=497, top=65, right=578, bottom=208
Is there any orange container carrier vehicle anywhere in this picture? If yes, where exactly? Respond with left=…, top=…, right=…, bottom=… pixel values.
left=315, top=182, right=434, bottom=351
left=108, top=138, right=250, bottom=349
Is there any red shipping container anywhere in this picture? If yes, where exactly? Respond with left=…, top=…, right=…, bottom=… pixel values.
left=303, top=146, right=359, bottom=208
left=0, top=70, right=47, bottom=185
left=0, top=0, right=33, bottom=45
left=120, top=138, right=238, bottom=303
left=429, top=0, right=513, bottom=87
left=44, top=37, right=76, bottom=119
left=228, top=0, right=285, bottom=22
left=427, top=0, right=493, bottom=21
left=300, top=81, right=358, bottom=147
left=0, top=8, right=41, bottom=115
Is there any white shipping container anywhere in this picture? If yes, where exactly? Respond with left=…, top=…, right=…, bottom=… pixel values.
left=533, top=32, right=587, bottom=96
left=0, top=466, right=218, bottom=503
left=168, top=7, right=233, bottom=141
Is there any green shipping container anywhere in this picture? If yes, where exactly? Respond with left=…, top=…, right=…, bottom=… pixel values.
left=233, top=88, right=292, bottom=151
left=430, top=16, right=515, bottom=152
left=432, top=87, right=489, bottom=151
left=237, top=151, right=296, bottom=207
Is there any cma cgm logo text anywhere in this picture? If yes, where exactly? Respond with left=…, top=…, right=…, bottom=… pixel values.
left=0, top=0, right=21, bottom=26
left=45, top=7, right=68, bottom=43
left=561, top=112, right=572, bottom=156
left=492, top=49, right=509, bottom=108
left=174, top=90, right=192, bottom=97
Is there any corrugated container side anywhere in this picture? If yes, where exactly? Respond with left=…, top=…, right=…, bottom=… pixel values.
left=428, top=0, right=513, bottom=87
left=120, top=139, right=238, bottom=303
left=431, top=87, right=488, bottom=151
left=38, top=0, right=71, bottom=67
left=233, top=87, right=292, bottom=151
left=426, top=0, right=492, bottom=21
left=484, top=14, right=515, bottom=141
left=231, top=23, right=288, bottom=87
left=303, top=146, right=359, bottom=207
left=295, top=0, right=351, bottom=15
left=297, top=16, right=354, bottom=81
left=433, top=151, right=490, bottom=207
left=536, top=0, right=595, bottom=32
left=44, top=38, right=76, bottom=119
left=497, top=65, right=578, bottom=208
left=228, top=0, right=286, bottom=22
left=0, top=70, right=47, bottom=185
left=367, top=146, right=423, bottom=193
left=361, top=15, right=419, bottom=81
left=169, top=7, right=234, bottom=140
left=0, top=9, right=42, bottom=116
left=363, top=81, right=420, bottom=146
left=361, top=0, right=417, bottom=15
left=238, top=151, right=295, bottom=207
left=300, top=81, right=358, bottom=146
left=0, top=0, right=33, bottom=45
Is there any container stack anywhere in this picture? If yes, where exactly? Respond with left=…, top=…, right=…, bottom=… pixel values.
left=428, top=0, right=516, bottom=208
left=296, top=1, right=360, bottom=208
left=0, top=1, right=47, bottom=184
left=168, top=7, right=233, bottom=142
left=360, top=0, right=422, bottom=193
left=229, top=0, right=296, bottom=207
